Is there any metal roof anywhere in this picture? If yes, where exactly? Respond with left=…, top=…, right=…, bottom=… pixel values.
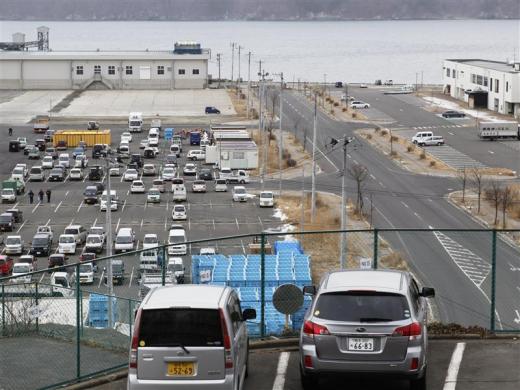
left=0, top=50, right=210, bottom=61
left=445, top=59, right=518, bottom=73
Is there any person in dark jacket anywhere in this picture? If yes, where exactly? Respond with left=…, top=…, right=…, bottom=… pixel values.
left=38, top=189, right=44, bottom=203
left=8, top=127, right=13, bottom=136
left=46, top=189, right=51, bottom=203
left=28, top=190, right=34, bottom=204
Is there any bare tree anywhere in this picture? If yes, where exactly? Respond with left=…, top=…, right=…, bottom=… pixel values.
left=293, top=116, right=301, bottom=136
left=471, top=167, right=484, bottom=213
left=268, top=88, right=279, bottom=120
left=348, top=163, right=369, bottom=213
left=458, top=167, right=468, bottom=203
left=302, top=126, right=308, bottom=152
left=486, top=180, right=502, bottom=226
left=500, top=186, right=516, bottom=229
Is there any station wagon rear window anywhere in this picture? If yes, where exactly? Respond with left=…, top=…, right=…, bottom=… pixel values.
left=139, top=309, right=223, bottom=347
left=314, top=291, right=410, bottom=322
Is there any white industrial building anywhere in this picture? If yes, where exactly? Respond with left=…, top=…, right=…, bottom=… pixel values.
left=206, top=141, right=259, bottom=169
left=0, top=40, right=210, bottom=90
left=442, top=59, right=520, bottom=118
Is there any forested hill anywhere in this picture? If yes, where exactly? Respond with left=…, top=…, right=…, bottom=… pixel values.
left=1, top=0, right=518, bottom=21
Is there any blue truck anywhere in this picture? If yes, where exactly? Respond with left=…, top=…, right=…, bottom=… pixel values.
left=190, top=131, right=201, bottom=145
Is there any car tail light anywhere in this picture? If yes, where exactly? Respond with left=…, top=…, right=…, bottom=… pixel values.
left=303, top=320, right=330, bottom=336
left=411, top=357, right=419, bottom=370
left=393, top=322, right=422, bottom=339
left=304, top=355, right=313, bottom=368
left=219, top=309, right=233, bottom=369
left=129, top=308, right=142, bottom=369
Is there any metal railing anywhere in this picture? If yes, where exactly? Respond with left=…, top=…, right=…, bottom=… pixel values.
left=0, top=228, right=519, bottom=389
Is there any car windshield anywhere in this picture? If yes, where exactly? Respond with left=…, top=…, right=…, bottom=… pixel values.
left=32, top=237, right=48, bottom=245
left=85, top=189, right=96, bottom=196
left=133, top=182, right=144, bottom=187
left=314, top=291, right=410, bottom=322
left=174, top=206, right=185, bottom=212
left=51, top=169, right=62, bottom=174
left=6, top=237, right=20, bottom=245
left=13, top=168, right=24, bottom=174
left=116, top=236, right=132, bottom=244
left=168, top=264, right=184, bottom=272
left=126, top=170, right=137, bottom=175
left=139, top=309, right=223, bottom=347
left=64, top=228, right=79, bottom=235
left=49, top=256, right=63, bottom=265
left=60, top=236, right=75, bottom=243
left=2, top=189, right=14, bottom=194
left=79, top=264, right=92, bottom=273
left=112, top=264, right=123, bottom=272
left=163, top=168, right=174, bottom=174
left=235, top=188, right=246, bottom=194
left=87, top=236, right=101, bottom=244
left=169, top=235, right=185, bottom=244
left=149, top=190, right=159, bottom=195
left=14, top=264, right=30, bottom=273
left=0, top=215, right=11, bottom=222
left=261, top=193, right=273, bottom=199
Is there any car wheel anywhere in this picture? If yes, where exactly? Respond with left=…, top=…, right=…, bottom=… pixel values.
left=410, top=370, right=427, bottom=390
left=365, top=105, right=369, bottom=108
left=437, top=142, right=443, bottom=146
left=300, top=366, right=318, bottom=390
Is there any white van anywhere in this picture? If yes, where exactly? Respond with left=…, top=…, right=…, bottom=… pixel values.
left=12, top=262, right=33, bottom=283
left=58, top=234, right=77, bottom=254
left=100, top=190, right=118, bottom=211
left=129, top=112, right=143, bottom=133
left=64, top=224, right=87, bottom=244
left=169, top=144, right=181, bottom=157
left=29, top=166, right=45, bottom=182
left=167, top=228, right=187, bottom=255
left=140, top=249, right=159, bottom=272
left=114, top=227, right=135, bottom=253
left=58, top=153, right=70, bottom=168
left=171, top=178, right=187, bottom=202
left=412, top=131, right=434, bottom=144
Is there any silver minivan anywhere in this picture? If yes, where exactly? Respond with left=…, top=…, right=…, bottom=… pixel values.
left=128, top=285, right=256, bottom=390
left=299, top=270, right=435, bottom=390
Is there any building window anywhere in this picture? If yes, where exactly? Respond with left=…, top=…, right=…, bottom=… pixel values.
left=178, top=69, right=185, bottom=75
left=446, top=68, right=450, bottom=77
left=192, top=69, right=200, bottom=75
left=471, top=74, right=476, bottom=84
left=476, top=75, right=483, bottom=85
left=94, top=65, right=101, bottom=75
left=126, top=66, right=133, bottom=75
left=233, top=152, right=245, bottom=159
left=495, top=80, right=499, bottom=93
left=157, top=65, right=165, bottom=75
left=483, top=77, right=488, bottom=87
left=506, top=81, right=509, bottom=92
left=108, top=65, right=115, bottom=75
left=490, top=78, right=493, bottom=90
left=76, top=66, right=83, bottom=75
left=452, top=70, right=456, bottom=78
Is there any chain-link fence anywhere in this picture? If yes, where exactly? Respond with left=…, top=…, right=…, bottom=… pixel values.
left=0, top=228, right=519, bottom=389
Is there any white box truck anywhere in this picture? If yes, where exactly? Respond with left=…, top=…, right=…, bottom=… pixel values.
left=128, top=112, right=143, bottom=133
left=479, top=121, right=520, bottom=140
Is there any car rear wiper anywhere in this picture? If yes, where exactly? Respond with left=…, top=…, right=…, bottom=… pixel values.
left=358, top=317, right=393, bottom=322
left=165, top=342, right=190, bottom=354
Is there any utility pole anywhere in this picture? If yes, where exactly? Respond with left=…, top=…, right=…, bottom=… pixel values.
left=310, top=92, right=318, bottom=223
left=105, top=156, right=114, bottom=328
left=301, top=165, right=305, bottom=235
left=340, top=136, right=353, bottom=269
left=276, top=72, right=284, bottom=197
left=258, top=66, right=269, bottom=190
left=238, top=45, right=243, bottom=84
left=216, top=53, right=222, bottom=88
left=230, top=42, right=237, bottom=82
left=247, top=51, right=251, bottom=119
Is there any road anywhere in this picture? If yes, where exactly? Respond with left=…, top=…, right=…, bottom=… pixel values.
left=276, top=87, right=520, bottom=331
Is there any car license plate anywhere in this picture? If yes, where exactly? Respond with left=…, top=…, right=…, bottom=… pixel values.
left=348, top=337, right=374, bottom=351
left=167, top=362, right=195, bottom=376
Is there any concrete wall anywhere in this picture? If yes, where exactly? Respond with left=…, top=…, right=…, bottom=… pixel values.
left=173, top=59, right=207, bottom=89
left=0, top=60, right=21, bottom=88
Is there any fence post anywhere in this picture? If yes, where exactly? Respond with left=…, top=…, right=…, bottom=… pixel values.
left=80, top=290, right=84, bottom=336
left=373, top=228, right=379, bottom=269
left=490, top=229, right=497, bottom=332
left=35, top=282, right=39, bottom=333
left=1, top=284, right=4, bottom=337
left=161, top=245, right=166, bottom=286
left=128, top=300, right=133, bottom=339
left=75, top=263, right=81, bottom=380
left=260, top=233, right=266, bottom=338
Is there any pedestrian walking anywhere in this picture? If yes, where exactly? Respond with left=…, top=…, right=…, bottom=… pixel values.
left=38, top=189, right=44, bottom=203
left=8, top=127, right=12, bottom=136
left=46, top=189, right=51, bottom=203
left=28, top=190, right=34, bottom=204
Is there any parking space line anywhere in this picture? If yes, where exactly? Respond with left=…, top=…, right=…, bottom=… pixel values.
left=129, top=266, right=134, bottom=287
left=32, top=202, right=40, bottom=213
left=16, top=220, right=26, bottom=233
left=164, top=215, right=167, bottom=230
left=39, top=273, right=45, bottom=283
left=443, top=342, right=466, bottom=390
left=77, top=201, right=83, bottom=212
left=213, top=219, right=216, bottom=230
left=258, top=216, right=264, bottom=229
left=122, top=199, right=127, bottom=211
left=140, top=219, right=144, bottom=230
left=188, top=218, right=191, bottom=231
left=44, top=219, right=51, bottom=226
left=240, top=239, right=246, bottom=254
left=272, top=352, right=290, bottom=390
left=235, top=218, right=240, bottom=230
left=98, top=270, right=105, bottom=288
left=116, top=218, right=121, bottom=231
left=65, top=190, right=69, bottom=197
left=54, top=201, right=63, bottom=213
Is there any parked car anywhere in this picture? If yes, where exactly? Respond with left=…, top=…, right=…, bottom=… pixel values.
left=64, top=224, right=87, bottom=245
left=88, top=166, right=104, bottom=181
left=142, top=164, right=156, bottom=176
left=171, top=204, right=187, bottom=220
left=0, top=213, right=15, bottom=231
left=104, top=260, right=125, bottom=285
left=42, top=155, right=54, bottom=169
left=5, top=235, right=24, bottom=255
left=187, top=149, right=206, bottom=161
left=83, top=186, right=99, bottom=204
left=350, top=100, right=370, bottom=109
left=0, top=255, right=14, bottom=276
left=215, top=179, right=228, bottom=192
left=72, top=147, right=85, bottom=158
left=152, top=179, right=165, bottom=193
left=146, top=188, right=161, bottom=203
left=144, top=147, right=159, bottom=159
left=85, top=234, right=104, bottom=254
left=124, top=169, right=139, bottom=182
left=48, top=254, right=67, bottom=273
left=121, top=132, right=133, bottom=143
left=109, top=167, right=121, bottom=176
left=127, top=285, right=256, bottom=389
left=28, top=148, right=41, bottom=160
left=58, top=234, right=77, bottom=254
left=183, top=163, right=197, bottom=176
left=442, top=110, right=466, bottom=118
left=205, top=106, right=221, bottom=114
left=49, top=167, right=66, bottom=181
left=384, top=79, right=394, bottom=86
left=299, top=269, right=434, bottom=390
left=161, top=166, right=176, bottom=181
left=69, top=168, right=84, bottom=181
left=335, top=81, right=343, bottom=88
left=412, top=131, right=434, bottom=144
left=30, top=233, right=52, bottom=256
left=232, top=186, right=248, bottom=202
left=74, top=154, right=88, bottom=168
left=1, top=188, right=17, bottom=203
left=87, top=121, right=100, bottom=130
left=139, top=139, right=149, bottom=149
left=142, top=234, right=159, bottom=250
left=192, top=180, right=207, bottom=193
left=259, top=191, right=275, bottom=207
left=130, top=180, right=146, bottom=194
left=417, top=136, right=445, bottom=147
left=198, top=168, right=213, bottom=181
left=12, top=262, right=33, bottom=282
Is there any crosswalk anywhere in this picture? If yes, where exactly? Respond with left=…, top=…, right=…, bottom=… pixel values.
left=390, top=124, right=471, bottom=131
left=424, top=145, right=487, bottom=170
left=433, top=231, right=491, bottom=288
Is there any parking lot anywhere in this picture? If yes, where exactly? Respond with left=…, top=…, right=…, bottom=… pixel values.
left=0, top=123, right=280, bottom=300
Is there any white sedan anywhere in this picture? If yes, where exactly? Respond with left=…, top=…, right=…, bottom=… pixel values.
left=42, top=156, right=54, bottom=169
left=139, top=139, right=149, bottom=149
left=192, top=180, right=207, bottom=193
left=109, top=167, right=121, bottom=176
left=121, top=132, right=133, bottom=143
left=130, top=180, right=145, bottom=194
left=123, top=169, right=139, bottom=181
left=350, top=100, right=370, bottom=109
left=161, top=167, right=176, bottom=181
left=171, top=204, right=187, bottom=220
left=183, top=163, right=197, bottom=176
left=69, top=168, right=84, bottom=181
left=146, top=188, right=161, bottom=203
left=74, top=155, right=88, bottom=168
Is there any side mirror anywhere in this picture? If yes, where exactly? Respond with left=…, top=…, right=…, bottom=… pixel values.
left=303, top=285, right=316, bottom=295
left=420, top=287, right=435, bottom=298
left=242, top=308, right=256, bottom=321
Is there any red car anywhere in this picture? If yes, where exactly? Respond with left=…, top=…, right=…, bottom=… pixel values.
left=0, top=255, right=14, bottom=276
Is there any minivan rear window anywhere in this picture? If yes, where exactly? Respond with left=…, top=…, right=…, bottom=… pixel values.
left=314, top=291, right=410, bottom=322
left=139, top=309, right=223, bottom=347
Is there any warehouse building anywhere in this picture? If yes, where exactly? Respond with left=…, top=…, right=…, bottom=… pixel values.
left=0, top=41, right=210, bottom=90
left=442, top=59, right=520, bottom=118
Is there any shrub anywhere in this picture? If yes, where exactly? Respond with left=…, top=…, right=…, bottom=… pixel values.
left=381, top=130, right=388, bottom=136
left=352, top=112, right=357, bottom=118
left=330, top=109, right=335, bottom=114
left=366, top=134, right=373, bottom=140
left=342, top=108, right=347, bottom=112
left=374, top=126, right=381, bottom=132
left=430, top=160, right=436, bottom=167
left=391, top=135, right=399, bottom=142
left=287, top=158, right=297, bottom=167
left=334, top=102, right=339, bottom=107
left=282, top=150, right=291, bottom=160
left=419, top=152, right=426, bottom=160
left=407, top=145, right=415, bottom=152
left=390, top=150, right=398, bottom=157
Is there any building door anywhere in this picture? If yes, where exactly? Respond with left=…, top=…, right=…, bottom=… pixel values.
left=139, top=66, right=151, bottom=80
left=494, top=98, right=499, bottom=111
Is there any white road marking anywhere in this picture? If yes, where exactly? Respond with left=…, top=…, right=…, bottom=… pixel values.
left=77, top=201, right=83, bottom=212
left=443, top=342, right=466, bottom=390
left=448, top=132, right=454, bottom=135
left=140, top=219, right=144, bottom=230
left=188, top=218, right=191, bottom=230
left=54, top=201, right=63, bottom=213
left=16, top=220, right=26, bottom=233
left=488, top=151, right=494, bottom=154
left=32, top=202, right=40, bottom=213
left=39, top=273, right=45, bottom=283
left=272, top=352, right=290, bottom=390
left=370, top=174, right=376, bottom=180
left=379, top=181, right=386, bottom=188
left=65, top=190, right=69, bottom=196
left=122, top=199, right=127, bottom=212
left=235, top=218, right=240, bottom=230
left=115, top=218, right=121, bottom=231
left=401, top=201, right=409, bottom=208
left=129, top=266, right=134, bottom=287
left=513, top=310, right=520, bottom=324
left=241, top=239, right=246, bottom=254
left=98, top=270, right=105, bottom=288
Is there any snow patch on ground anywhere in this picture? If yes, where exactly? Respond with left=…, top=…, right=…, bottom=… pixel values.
left=273, top=208, right=288, bottom=221
left=423, top=96, right=504, bottom=122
